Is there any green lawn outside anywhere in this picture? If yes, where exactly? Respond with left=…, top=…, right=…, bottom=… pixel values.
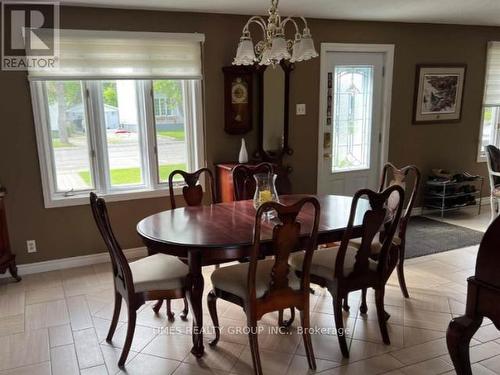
left=79, top=163, right=186, bottom=186
left=52, top=139, right=75, bottom=148
left=157, top=130, right=185, bottom=141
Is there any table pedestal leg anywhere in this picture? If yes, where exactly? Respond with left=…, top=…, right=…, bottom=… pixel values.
left=187, top=250, right=205, bottom=357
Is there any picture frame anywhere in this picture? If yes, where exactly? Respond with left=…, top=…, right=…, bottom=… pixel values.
left=412, top=64, right=466, bottom=124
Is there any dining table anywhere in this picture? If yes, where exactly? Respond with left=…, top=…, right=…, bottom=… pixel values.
left=136, top=194, right=370, bottom=357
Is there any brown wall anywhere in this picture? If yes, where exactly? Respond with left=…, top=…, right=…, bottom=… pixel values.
left=0, top=6, right=498, bottom=265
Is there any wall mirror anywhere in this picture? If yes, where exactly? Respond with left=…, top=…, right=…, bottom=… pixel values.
left=255, top=62, right=294, bottom=162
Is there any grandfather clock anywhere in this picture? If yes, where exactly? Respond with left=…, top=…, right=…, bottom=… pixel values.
left=0, top=189, right=20, bottom=281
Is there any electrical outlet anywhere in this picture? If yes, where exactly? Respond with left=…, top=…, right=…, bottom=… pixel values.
left=296, top=103, right=306, bottom=115
left=27, top=240, right=37, bottom=253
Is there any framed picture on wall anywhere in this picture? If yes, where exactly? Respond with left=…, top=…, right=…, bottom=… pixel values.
left=413, top=64, right=466, bottom=124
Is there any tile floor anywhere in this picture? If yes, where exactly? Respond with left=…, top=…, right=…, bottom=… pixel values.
left=0, top=209, right=499, bottom=375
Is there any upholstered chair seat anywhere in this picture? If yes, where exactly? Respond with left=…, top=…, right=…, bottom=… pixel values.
left=289, top=246, right=378, bottom=281
left=130, top=253, right=189, bottom=293
left=211, top=259, right=301, bottom=300
left=349, top=234, right=402, bottom=255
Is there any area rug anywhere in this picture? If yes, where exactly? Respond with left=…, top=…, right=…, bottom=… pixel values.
left=405, top=216, right=484, bottom=259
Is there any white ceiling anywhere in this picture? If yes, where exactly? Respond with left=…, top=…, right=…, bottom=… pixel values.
left=60, top=0, right=500, bottom=27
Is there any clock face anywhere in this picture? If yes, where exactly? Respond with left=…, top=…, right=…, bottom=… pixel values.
left=231, top=78, right=248, bottom=104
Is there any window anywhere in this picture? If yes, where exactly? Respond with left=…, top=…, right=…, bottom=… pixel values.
left=332, top=65, right=374, bottom=172
left=478, top=42, right=500, bottom=160
left=28, top=30, right=205, bottom=207
left=32, top=79, right=202, bottom=207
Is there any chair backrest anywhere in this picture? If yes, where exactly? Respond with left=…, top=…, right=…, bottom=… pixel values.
left=89, top=192, right=133, bottom=295
left=336, top=186, right=404, bottom=281
left=475, top=212, right=500, bottom=289
left=232, top=162, right=274, bottom=201
left=379, top=163, right=421, bottom=242
left=168, top=168, right=216, bottom=209
left=247, top=197, right=321, bottom=302
left=486, top=145, right=500, bottom=189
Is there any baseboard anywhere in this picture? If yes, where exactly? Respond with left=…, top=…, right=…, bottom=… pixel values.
left=0, top=247, right=148, bottom=278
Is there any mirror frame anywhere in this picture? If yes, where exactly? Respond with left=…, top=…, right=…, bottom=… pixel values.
left=254, top=61, right=295, bottom=163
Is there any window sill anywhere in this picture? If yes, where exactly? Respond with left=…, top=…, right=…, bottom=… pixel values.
left=44, top=186, right=181, bottom=208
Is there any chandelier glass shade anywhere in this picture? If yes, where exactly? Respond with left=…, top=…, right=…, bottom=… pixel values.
left=233, top=0, right=318, bottom=66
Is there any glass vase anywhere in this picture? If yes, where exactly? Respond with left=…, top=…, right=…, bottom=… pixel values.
left=253, top=172, right=279, bottom=219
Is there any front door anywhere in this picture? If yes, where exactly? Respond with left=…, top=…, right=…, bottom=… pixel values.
left=318, top=51, right=385, bottom=196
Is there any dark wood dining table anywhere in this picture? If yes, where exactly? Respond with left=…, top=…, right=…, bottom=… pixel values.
left=136, top=194, right=370, bottom=357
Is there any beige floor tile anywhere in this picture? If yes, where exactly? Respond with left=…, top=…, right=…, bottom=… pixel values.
left=402, top=326, right=445, bottom=347
left=359, top=304, right=404, bottom=326
left=142, top=331, right=192, bottom=361
left=67, top=295, right=93, bottom=331
left=473, top=323, right=500, bottom=343
left=0, top=292, right=25, bottom=318
left=0, top=362, right=51, bottom=375
left=296, top=331, right=350, bottom=362
left=8, top=271, right=61, bottom=292
left=0, top=329, right=50, bottom=370
left=100, top=343, right=137, bottom=375
left=399, top=357, right=453, bottom=375
left=480, top=354, right=500, bottom=373
left=74, top=327, right=105, bottom=369
left=403, top=292, right=451, bottom=313
left=80, top=365, right=109, bottom=375
left=51, top=344, right=80, bottom=375
left=25, top=285, right=65, bottom=305
left=0, top=314, right=24, bottom=337
left=92, top=299, right=129, bottom=322
left=287, top=354, right=339, bottom=375
left=105, top=323, right=157, bottom=352
left=390, top=338, right=449, bottom=365
left=471, top=363, right=498, bottom=375
left=321, top=354, right=404, bottom=375
left=440, top=341, right=500, bottom=365
left=352, top=319, right=404, bottom=348
left=117, top=353, right=180, bottom=375
left=25, top=299, right=69, bottom=330
left=93, top=316, right=123, bottom=342
left=403, top=308, right=452, bottom=332
left=173, top=363, right=228, bottom=375
left=231, top=347, right=293, bottom=375
left=49, top=324, right=74, bottom=347
left=184, top=340, right=245, bottom=372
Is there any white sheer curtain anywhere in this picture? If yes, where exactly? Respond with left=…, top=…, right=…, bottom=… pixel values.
left=484, top=42, right=500, bottom=106
left=27, top=29, right=204, bottom=80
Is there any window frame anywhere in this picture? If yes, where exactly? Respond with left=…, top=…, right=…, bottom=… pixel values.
left=30, top=79, right=205, bottom=208
left=477, top=105, right=500, bottom=162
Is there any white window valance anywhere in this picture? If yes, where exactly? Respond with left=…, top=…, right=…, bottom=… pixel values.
left=27, top=30, right=205, bottom=80
left=484, top=42, right=500, bottom=106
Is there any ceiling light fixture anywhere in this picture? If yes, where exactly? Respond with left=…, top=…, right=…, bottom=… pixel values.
left=233, top=0, right=318, bottom=66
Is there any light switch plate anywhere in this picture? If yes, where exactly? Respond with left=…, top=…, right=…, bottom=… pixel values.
left=296, top=104, right=306, bottom=115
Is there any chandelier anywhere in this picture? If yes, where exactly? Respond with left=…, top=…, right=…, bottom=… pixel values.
left=233, top=0, right=318, bottom=66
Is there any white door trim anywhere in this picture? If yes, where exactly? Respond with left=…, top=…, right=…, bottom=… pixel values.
left=316, top=43, right=395, bottom=194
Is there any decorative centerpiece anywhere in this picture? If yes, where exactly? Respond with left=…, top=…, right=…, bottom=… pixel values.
left=253, top=172, right=279, bottom=218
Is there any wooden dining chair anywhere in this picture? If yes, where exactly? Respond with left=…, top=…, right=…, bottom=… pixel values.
left=89, top=192, right=189, bottom=368
left=207, top=197, right=321, bottom=375
left=289, top=186, right=404, bottom=357
left=347, top=163, right=420, bottom=312
left=153, top=167, right=217, bottom=320
left=447, top=213, right=500, bottom=375
left=232, top=162, right=274, bottom=201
